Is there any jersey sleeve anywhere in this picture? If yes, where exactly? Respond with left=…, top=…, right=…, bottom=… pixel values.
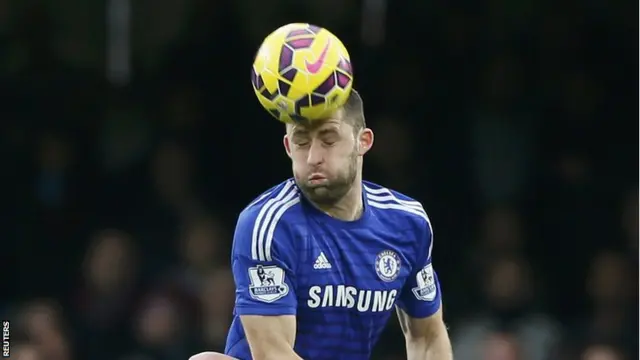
left=231, top=208, right=298, bottom=316
left=396, top=217, right=442, bottom=318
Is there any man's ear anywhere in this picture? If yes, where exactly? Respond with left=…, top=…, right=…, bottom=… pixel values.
left=283, top=134, right=292, bottom=158
left=357, top=128, right=374, bottom=156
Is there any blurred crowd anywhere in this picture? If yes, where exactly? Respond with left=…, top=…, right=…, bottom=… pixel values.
left=1, top=0, right=637, bottom=360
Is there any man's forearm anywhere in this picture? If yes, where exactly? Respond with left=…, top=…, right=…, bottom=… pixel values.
left=406, top=331, right=453, bottom=360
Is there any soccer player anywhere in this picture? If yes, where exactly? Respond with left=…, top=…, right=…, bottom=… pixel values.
left=191, top=90, right=452, bottom=360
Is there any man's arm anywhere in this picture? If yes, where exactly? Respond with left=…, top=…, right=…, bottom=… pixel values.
left=397, top=306, right=452, bottom=360
left=395, top=213, right=452, bottom=360
left=240, top=315, right=303, bottom=360
left=230, top=200, right=305, bottom=360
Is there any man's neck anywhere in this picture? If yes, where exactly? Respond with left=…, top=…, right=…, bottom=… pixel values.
left=316, top=180, right=363, bottom=221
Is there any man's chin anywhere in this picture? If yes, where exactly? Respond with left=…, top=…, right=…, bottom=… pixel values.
left=303, top=185, right=329, bottom=198
left=298, top=183, right=324, bottom=197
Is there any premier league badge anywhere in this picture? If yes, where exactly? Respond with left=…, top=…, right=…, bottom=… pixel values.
left=412, top=264, right=437, bottom=301
left=375, top=250, right=401, bottom=282
left=248, top=265, right=289, bottom=303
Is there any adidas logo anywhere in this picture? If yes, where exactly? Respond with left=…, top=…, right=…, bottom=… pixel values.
left=313, top=252, right=332, bottom=270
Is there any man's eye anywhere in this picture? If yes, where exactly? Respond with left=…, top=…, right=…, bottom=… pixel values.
left=322, top=136, right=339, bottom=145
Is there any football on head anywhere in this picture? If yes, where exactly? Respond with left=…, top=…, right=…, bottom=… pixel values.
left=251, top=23, right=354, bottom=124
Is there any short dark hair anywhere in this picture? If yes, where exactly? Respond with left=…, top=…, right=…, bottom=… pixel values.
left=341, top=89, right=366, bottom=131
left=284, top=89, right=366, bottom=131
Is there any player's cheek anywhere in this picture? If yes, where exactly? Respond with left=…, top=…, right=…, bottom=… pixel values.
left=293, top=150, right=310, bottom=165
left=292, top=162, right=308, bottom=179
left=294, top=155, right=308, bottom=169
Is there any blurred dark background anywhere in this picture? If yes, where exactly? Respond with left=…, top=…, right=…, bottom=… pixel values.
left=1, top=0, right=638, bottom=359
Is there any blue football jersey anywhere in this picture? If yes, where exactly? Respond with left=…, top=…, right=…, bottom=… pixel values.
left=225, top=179, right=442, bottom=360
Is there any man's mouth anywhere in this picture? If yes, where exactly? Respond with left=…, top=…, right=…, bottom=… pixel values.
left=308, top=173, right=327, bottom=184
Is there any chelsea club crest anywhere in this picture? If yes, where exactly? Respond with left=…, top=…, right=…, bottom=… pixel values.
left=375, top=250, right=401, bottom=282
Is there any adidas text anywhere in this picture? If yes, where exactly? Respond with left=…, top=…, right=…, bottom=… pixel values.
left=314, top=262, right=332, bottom=269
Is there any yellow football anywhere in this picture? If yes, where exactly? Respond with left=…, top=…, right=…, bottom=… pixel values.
left=251, top=23, right=354, bottom=123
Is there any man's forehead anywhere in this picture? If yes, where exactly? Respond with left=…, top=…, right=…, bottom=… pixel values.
left=287, top=117, right=346, bottom=134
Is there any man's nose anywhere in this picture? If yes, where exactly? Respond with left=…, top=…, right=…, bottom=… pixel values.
left=306, top=140, right=324, bottom=167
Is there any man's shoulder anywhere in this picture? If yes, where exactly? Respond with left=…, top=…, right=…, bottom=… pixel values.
left=363, top=180, right=431, bottom=228
left=234, top=179, right=304, bottom=254
left=239, top=178, right=302, bottom=222
left=363, top=181, right=423, bottom=203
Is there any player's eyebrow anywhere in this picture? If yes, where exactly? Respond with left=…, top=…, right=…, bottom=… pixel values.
left=291, top=128, right=310, bottom=137
left=291, top=120, right=341, bottom=137
left=317, top=128, right=340, bottom=137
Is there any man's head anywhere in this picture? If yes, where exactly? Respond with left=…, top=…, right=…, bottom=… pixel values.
left=283, top=90, right=374, bottom=206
